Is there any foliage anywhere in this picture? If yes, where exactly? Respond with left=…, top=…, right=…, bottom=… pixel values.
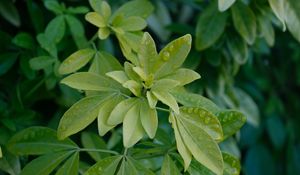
left=0, top=0, right=300, bottom=175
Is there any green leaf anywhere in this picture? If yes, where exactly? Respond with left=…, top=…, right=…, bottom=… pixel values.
left=122, top=80, right=142, bottom=96
left=44, top=0, right=63, bottom=14
left=196, top=2, right=228, bottom=50
left=59, top=48, right=96, bottom=75
left=266, top=116, right=286, bottom=149
left=152, top=79, right=179, bottom=92
left=45, top=15, right=66, bottom=44
left=231, top=1, right=256, bottom=44
left=123, top=102, right=145, bottom=147
left=97, top=95, right=125, bottom=136
left=161, top=154, right=181, bottom=175
left=37, top=33, right=57, bottom=57
left=12, top=32, right=35, bottom=50
left=152, top=91, right=179, bottom=114
left=65, top=15, right=88, bottom=49
left=226, top=31, right=249, bottom=64
left=146, top=91, right=158, bottom=108
left=218, top=0, right=236, bottom=12
left=0, top=148, right=21, bottom=175
left=117, top=16, right=147, bottom=31
left=0, top=146, right=2, bottom=158
left=29, top=56, right=56, bottom=70
left=7, top=127, right=77, bottom=155
left=55, top=152, right=79, bottom=175
left=84, top=156, right=122, bottom=175
left=222, top=152, right=241, bottom=175
left=155, top=34, right=192, bottom=78
left=61, top=72, right=124, bottom=92
left=180, top=107, right=223, bottom=142
left=285, top=0, right=300, bottom=43
left=108, top=98, right=139, bottom=126
left=88, top=0, right=111, bottom=20
left=0, top=53, right=18, bottom=76
left=173, top=111, right=223, bottom=175
left=169, top=114, right=192, bottom=170
left=106, top=71, right=129, bottom=84
left=268, top=0, right=286, bottom=30
left=81, top=132, right=109, bottom=161
left=85, top=12, right=106, bottom=27
left=67, top=6, right=89, bottom=14
left=89, top=51, right=123, bottom=75
left=57, top=94, right=113, bottom=139
left=171, top=90, right=221, bottom=114
left=112, top=0, right=154, bottom=20
left=0, top=0, right=20, bottom=26
left=88, top=0, right=103, bottom=14
left=163, top=68, right=201, bottom=86
left=127, top=157, right=155, bottom=175
left=216, top=110, right=246, bottom=140
left=140, top=100, right=158, bottom=138
left=20, top=151, right=71, bottom=175
left=138, top=32, right=158, bottom=75
left=257, top=14, right=275, bottom=47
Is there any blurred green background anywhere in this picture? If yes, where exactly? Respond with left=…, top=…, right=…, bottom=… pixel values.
left=0, top=0, right=299, bottom=174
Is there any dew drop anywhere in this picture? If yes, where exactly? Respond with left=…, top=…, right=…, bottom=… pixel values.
left=169, top=45, right=174, bottom=51
left=162, top=51, right=170, bottom=61
left=205, top=117, right=210, bottom=124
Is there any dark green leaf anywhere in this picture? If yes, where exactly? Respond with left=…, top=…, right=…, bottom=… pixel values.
left=29, top=56, right=56, bottom=70
left=0, top=0, right=20, bottom=26
left=55, top=152, right=79, bottom=175
left=12, top=33, right=35, bottom=50
left=196, top=2, right=228, bottom=50
left=44, top=0, right=63, bottom=14
left=81, top=132, right=109, bottom=161
left=0, top=148, right=21, bottom=175
left=7, top=127, right=77, bottom=155
left=161, top=154, right=181, bottom=175
left=84, top=156, right=122, bottom=175
left=0, top=53, right=18, bottom=76
left=231, top=1, right=256, bottom=44
left=45, top=15, right=66, bottom=44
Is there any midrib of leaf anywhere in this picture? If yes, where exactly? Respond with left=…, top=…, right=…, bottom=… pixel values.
left=177, top=116, right=222, bottom=175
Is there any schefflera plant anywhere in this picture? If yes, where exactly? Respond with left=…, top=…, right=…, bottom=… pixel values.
left=85, top=0, right=153, bottom=60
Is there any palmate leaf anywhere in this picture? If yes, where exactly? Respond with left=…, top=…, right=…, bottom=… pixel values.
left=7, top=127, right=78, bottom=155
left=152, top=91, right=179, bottom=114
left=57, top=93, right=114, bottom=140
left=59, top=48, right=96, bottom=75
left=170, top=108, right=223, bottom=175
left=89, top=52, right=123, bottom=75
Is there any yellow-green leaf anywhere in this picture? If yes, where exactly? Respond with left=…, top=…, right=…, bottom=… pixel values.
left=169, top=114, right=192, bottom=170
left=55, top=152, right=79, bottom=175
left=123, top=102, right=145, bottom=147
left=222, top=152, right=241, bottom=175
left=106, top=71, right=129, bottom=84
left=151, top=79, right=179, bottom=92
left=231, top=1, right=256, bottom=45
left=98, top=96, right=124, bottom=136
left=107, top=98, right=139, bottom=126
left=98, top=27, right=110, bottom=40
left=152, top=91, right=179, bottom=114
left=155, top=34, right=192, bottom=78
left=57, top=94, right=112, bottom=139
left=89, top=51, right=123, bottom=75
left=163, top=68, right=200, bottom=86
left=61, top=72, right=124, bottom=92
left=122, top=80, right=142, bottom=96
left=85, top=12, right=106, bottom=27
left=59, top=48, right=95, bottom=75
left=176, top=113, right=223, bottom=175
left=180, top=107, right=223, bottom=142
left=140, top=100, right=158, bottom=138
left=117, top=16, right=147, bottom=31
left=146, top=91, right=158, bottom=109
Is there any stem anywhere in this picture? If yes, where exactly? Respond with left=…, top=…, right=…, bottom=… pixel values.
left=123, top=148, right=128, bottom=156
left=88, top=32, right=98, bottom=43
left=156, top=107, right=170, bottom=113
left=24, top=78, right=46, bottom=99
left=79, top=148, right=119, bottom=155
